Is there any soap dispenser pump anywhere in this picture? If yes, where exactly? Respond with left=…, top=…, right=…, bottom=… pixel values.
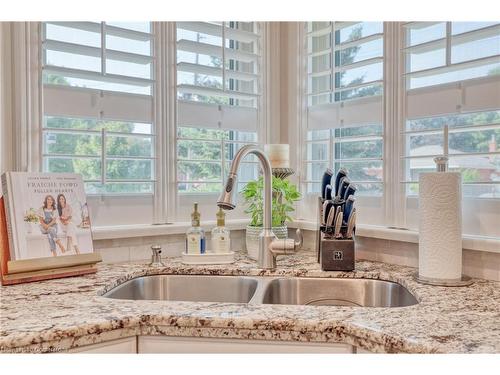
left=211, top=208, right=230, bottom=254
left=186, top=202, right=206, bottom=254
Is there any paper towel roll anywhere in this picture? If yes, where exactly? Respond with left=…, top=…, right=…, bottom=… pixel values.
left=418, top=172, right=462, bottom=281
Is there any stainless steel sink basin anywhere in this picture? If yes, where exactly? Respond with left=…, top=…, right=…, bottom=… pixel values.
left=103, top=275, right=418, bottom=308
left=260, top=277, right=418, bottom=307
left=103, top=275, right=258, bottom=303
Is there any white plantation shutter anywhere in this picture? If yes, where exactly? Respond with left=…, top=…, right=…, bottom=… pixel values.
left=306, top=22, right=384, bottom=130
left=403, top=22, right=500, bottom=119
left=302, top=22, right=385, bottom=226
left=41, top=22, right=155, bottom=195
left=42, top=22, right=154, bottom=120
left=175, top=22, right=263, bottom=196
left=402, top=22, right=500, bottom=238
left=176, top=21, right=261, bottom=131
left=307, top=96, right=383, bottom=129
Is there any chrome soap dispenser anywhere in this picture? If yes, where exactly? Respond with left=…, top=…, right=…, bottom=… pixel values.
left=186, top=202, right=206, bottom=254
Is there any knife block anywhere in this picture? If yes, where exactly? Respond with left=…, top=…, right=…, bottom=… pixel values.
left=316, top=197, right=355, bottom=271
left=320, top=233, right=355, bottom=271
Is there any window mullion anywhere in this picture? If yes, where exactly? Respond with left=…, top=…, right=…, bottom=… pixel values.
left=330, top=128, right=335, bottom=171
left=445, top=21, right=452, bottom=66
left=221, top=137, right=226, bottom=185
left=330, top=22, right=335, bottom=102
left=101, top=22, right=106, bottom=75
left=101, top=128, right=107, bottom=187
left=222, top=22, right=226, bottom=92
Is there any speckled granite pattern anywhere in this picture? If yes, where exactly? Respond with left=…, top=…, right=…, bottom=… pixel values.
left=1, top=251, right=499, bottom=353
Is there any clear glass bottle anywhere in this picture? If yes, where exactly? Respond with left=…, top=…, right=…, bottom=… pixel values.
left=211, top=208, right=230, bottom=254
left=186, top=203, right=205, bottom=254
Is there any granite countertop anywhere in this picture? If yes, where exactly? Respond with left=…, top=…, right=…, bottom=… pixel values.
left=1, top=251, right=499, bottom=353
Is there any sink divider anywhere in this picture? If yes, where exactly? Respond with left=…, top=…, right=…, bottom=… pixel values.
left=247, top=277, right=274, bottom=305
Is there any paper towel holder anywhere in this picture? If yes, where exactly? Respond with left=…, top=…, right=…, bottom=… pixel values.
left=413, top=273, right=473, bottom=287
left=414, top=152, right=473, bottom=287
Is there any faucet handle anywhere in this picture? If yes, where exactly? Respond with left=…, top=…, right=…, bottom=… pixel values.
left=269, top=229, right=303, bottom=255
left=150, top=245, right=164, bottom=267
left=294, top=229, right=303, bottom=249
left=151, top=245, right=162, bottom=257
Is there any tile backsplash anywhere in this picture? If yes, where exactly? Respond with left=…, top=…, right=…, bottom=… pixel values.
left=94, top=230, right=246, bottom=263
left=93, top=229, right=499, bottom=281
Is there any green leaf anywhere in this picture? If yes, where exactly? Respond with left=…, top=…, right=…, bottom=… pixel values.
left=241, top=175, right=301, bottom=226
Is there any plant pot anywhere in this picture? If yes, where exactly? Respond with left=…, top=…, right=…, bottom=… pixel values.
left=245, top=224, right=288, bottom=260
left=25, top=222, right=38, bottom=234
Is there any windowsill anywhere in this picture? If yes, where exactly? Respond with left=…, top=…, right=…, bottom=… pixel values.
left=92, top=219, right=251, bottom=240
left=92, top=219, right=500, bottom=254
left=289, top=220, right=500, bottom=254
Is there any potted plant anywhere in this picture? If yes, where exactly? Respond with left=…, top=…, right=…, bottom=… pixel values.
left=242, top=176, right=301, bottom=259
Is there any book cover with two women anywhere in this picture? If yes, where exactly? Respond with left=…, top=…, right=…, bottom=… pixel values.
left=1, top=172, right=94, bottom=261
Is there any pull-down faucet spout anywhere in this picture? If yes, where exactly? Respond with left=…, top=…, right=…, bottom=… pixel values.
left=217, top=145, right=302, bottom=269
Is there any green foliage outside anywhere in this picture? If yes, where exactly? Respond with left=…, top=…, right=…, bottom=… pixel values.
left=43, top=75, right=154, bottom=194
left=338, top=25, right=382, bottom=99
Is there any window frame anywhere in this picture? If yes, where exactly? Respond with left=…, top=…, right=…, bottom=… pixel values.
left=25, top=21, right=274, bottom=225
left=400, top=21, right=500, bottom=237
left=297, top=21, right=500, bottom=238
left=40, top=21, right=157, bottom=197
left=32, top=21, right=163, bottom=226
left=173, top=21, right=271, bottom=221
left=298, top=22, right=387, bottom=226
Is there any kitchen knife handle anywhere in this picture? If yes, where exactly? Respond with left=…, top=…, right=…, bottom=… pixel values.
left=346, top=210, right=356, bottom=239
left=343, top=183, right=357, bottom=201
left=343, top=195, right=356, bottom=223
left=338, top=177, right=350, bottom=201
left=325, top=184, right=333, bottom=200
left=321, top=169, right=333, bottom=199
left=333, top=168, right=348, bottom=197
left=326, top=205, right=337, bottom=227
left=334, top=210, right=343, bottom=239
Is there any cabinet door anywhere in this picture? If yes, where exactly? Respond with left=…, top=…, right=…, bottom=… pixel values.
left=68, top=337, right=137, bottom=353
left=138, top=336, right=354, bottom=353
left=355, top=347, right=374, bottom=354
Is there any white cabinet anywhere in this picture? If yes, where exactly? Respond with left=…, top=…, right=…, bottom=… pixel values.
left=68, top=337, right=137, bottom=353
left=63, top=335, right=372, bottom=354
left=138, top=336, right=355, bottom=354
left=355, top=347, right=374, bottom=354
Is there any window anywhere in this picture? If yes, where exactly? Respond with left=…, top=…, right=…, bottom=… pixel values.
left=41, top=22, right=155, bottom=194
left=176, top=127, right=259, bottom=193
left=402, top=22, right=500, bottom=237
left=307, top=21, right=383, bottom=105
left=403, top=22, right=500, bottom=89
left=403, top=110, right=500, bottom=199
left=303, top=22, right=384, bottom=224
left=175, top=22, right=262, bottom=194
left=305, top=125, right=384, bottom=196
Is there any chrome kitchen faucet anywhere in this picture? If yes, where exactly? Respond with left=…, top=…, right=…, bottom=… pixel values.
left=217, top=145, right=302, bottom=269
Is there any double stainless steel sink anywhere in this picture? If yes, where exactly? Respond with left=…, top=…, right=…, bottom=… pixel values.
left=103, top=275, right=418, bottom=308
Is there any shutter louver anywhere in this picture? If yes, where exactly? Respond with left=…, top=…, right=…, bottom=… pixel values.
left=176, top=22, right=261, bottom=131
left=306, top=21, right=384, bottom=130
left=403, top=22, right=500, bottom=119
